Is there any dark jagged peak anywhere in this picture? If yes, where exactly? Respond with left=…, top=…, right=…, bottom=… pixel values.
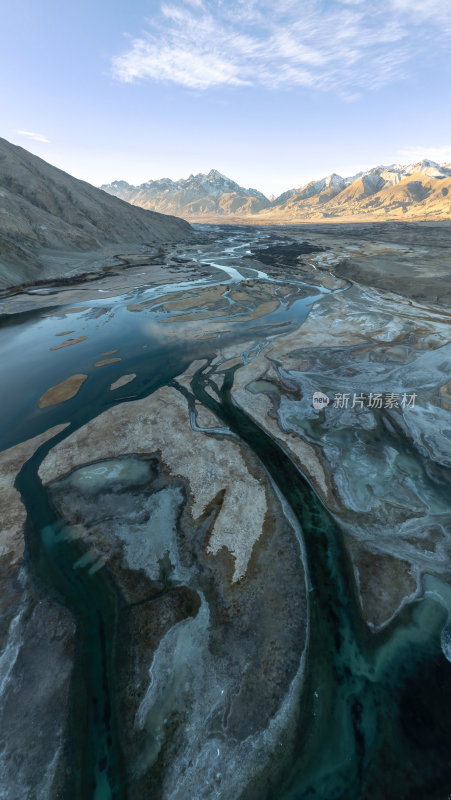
left=102, top=168, right=270, bottom=216
left=101, top=179, right=131, bottom=190
left=101, top=158, right=451, bottom=221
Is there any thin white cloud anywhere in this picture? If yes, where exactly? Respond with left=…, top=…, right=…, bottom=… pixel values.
left=112, top=0, right=451, bottom=94
left=389, top=0, right=451, bottom=25
left=16, top=130, right=50, bottom=143
left=114, top=41, right=247, bottom=89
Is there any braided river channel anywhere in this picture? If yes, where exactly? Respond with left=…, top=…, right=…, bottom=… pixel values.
left=1, top=225, right=451, bottom=799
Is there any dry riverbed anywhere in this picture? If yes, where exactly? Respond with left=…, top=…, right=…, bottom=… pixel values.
left=0, top=221, right=450, bottom=799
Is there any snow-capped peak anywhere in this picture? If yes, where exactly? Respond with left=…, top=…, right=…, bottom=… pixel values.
left=324, top=173, right=345, bottom=188
left=206, top=168, right=229, bottom=181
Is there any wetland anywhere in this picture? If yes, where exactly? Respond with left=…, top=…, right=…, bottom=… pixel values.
left=0, top=222, right=450, bottom=799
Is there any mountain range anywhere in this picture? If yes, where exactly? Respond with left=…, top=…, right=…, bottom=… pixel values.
left=0, top=138, right=190, bottom=289
left=103, top=170, right=269, bottom=217
left=101, top=161, right=451, bottom=222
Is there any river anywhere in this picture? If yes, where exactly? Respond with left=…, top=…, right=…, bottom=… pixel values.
left=1, top=225, right=450, bottom=799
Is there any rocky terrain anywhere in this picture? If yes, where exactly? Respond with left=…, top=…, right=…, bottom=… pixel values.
left=0, top=221, right=450, bottom=798
left=0, top=426, right=75, bottom=798
left=0, top=138, right=191, bottom=290
left=266, top=160, right=451, bottom=222
left=103, top=160, right=451, bottom=223
left=259, top=220, right=451, bottom=308
left=38, top=384, right=308, bottom=799
left=101, top=169, right=270, bottom=218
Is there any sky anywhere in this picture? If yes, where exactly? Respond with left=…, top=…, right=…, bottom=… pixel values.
left=2, top=0, right=451, bottom=196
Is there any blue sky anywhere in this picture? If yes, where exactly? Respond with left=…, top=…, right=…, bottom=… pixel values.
left=2, top=0, right=451, bottom=195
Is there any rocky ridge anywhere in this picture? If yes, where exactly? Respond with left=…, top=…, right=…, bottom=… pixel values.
left=102, top=169, right=270, bottom=218
left=0, top=137, right=191, bottom=289
left=102, top=160, right=451, bottom=222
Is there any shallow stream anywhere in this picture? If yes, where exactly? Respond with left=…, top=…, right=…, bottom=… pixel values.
left=1, top=227, right=451, bottom=799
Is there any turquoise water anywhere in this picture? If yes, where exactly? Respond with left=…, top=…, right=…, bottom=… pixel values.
left=2, top=228, right=451, bottom=798
left=190, top=361, right=451, bottom=800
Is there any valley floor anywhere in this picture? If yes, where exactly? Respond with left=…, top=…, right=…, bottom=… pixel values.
left=0, top=222, right=450, bottom=799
